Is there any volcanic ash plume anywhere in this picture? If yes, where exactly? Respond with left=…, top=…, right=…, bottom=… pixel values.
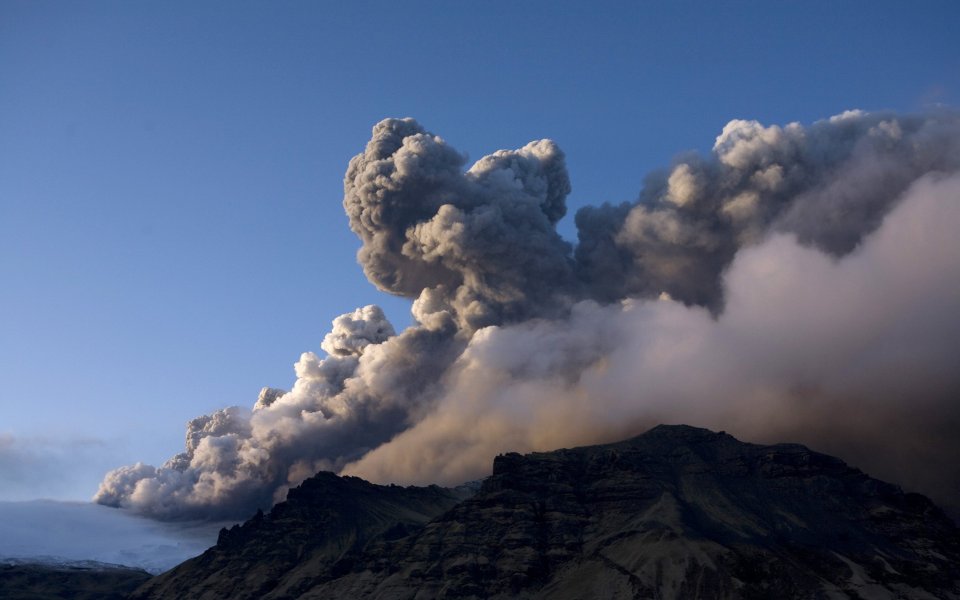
left=97, top=110, right=960, bottom=519
left=96, top=305, right=463, bottom=519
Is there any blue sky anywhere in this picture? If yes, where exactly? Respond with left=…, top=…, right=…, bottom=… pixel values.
left=1, top=1, right=958, bottom=501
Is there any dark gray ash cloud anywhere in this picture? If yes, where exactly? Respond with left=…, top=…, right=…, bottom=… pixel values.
left=97, top=110, right=960, bottom=520
left=344, top=118, right=576, bottom=331
left=576, top=110, right=960, bottom=310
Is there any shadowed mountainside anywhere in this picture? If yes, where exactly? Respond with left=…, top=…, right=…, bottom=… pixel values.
left=131, top=425, right=960, bottom=599
left=0, top=560, right=151, bottom=600
left=130, top=474, right=470, bottom=599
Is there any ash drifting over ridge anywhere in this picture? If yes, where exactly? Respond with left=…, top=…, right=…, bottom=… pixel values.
left=96, top=110, right=960, bottom=520
left=130, top=426, right=960, bottom=600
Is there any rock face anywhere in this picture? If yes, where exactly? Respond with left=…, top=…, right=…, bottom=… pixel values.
left=130, top=473, right=468, bottom=600
left=132, top=425, right=960, bottom=599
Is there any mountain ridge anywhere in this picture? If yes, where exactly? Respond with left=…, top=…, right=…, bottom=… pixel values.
left=131, top=425, right=960, bottom=599
left=0, top=559, right=151, bottom=600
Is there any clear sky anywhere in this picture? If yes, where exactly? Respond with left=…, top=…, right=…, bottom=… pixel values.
left=1, top=1, right=958, bottom=501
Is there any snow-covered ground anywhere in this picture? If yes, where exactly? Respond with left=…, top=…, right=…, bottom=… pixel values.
left=0, top=500, right=236, bottom=573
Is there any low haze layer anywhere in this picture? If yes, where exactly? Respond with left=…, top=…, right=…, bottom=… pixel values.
left=0, top=500, right=230, bottom=573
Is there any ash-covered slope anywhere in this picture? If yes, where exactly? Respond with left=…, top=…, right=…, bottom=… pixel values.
left=133, top=425, right=960, bottom=599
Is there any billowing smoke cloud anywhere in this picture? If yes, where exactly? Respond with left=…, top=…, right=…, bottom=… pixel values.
left=345, top=172, right=960, bottom=511
left=576, top=110, right=960, bottom=310
left=97, top=110, right=960, bottom=519
left=96, top=305, right=461, bottom=519
left=344, top=118, right=576, bottom=330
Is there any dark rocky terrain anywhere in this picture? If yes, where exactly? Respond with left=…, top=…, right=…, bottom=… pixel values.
left=130, top=472, right=470, bottom=599
left=132, top=425, right=960, bottom=599
left=0, top=560, right=151, bottom=600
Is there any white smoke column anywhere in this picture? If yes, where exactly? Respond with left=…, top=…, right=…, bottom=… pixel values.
left=344, top=172, right=960, bottom=513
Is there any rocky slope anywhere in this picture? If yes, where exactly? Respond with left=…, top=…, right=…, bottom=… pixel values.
left=132, top=425, right=960, bottom=599
left=130, top=472, right=469, bottom=599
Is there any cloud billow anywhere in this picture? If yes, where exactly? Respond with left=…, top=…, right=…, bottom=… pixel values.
left=97, top=110, right=960, bottom=520
left=576, top=110, right=960, bottom=310
left=344, top=118, right=577, bottom=331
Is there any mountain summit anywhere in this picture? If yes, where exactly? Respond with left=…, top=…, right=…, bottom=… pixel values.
left=132, top=425, right=960, bottom=599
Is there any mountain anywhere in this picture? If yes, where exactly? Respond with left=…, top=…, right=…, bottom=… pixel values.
left=0, top=559, right=151, bottom=600
left=131, top=425, right=960, bottom=599
left=131, top=473, right=470, bottom=599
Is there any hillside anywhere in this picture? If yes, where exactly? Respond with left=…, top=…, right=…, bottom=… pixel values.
left=132, top=425, right=960, bottom=599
